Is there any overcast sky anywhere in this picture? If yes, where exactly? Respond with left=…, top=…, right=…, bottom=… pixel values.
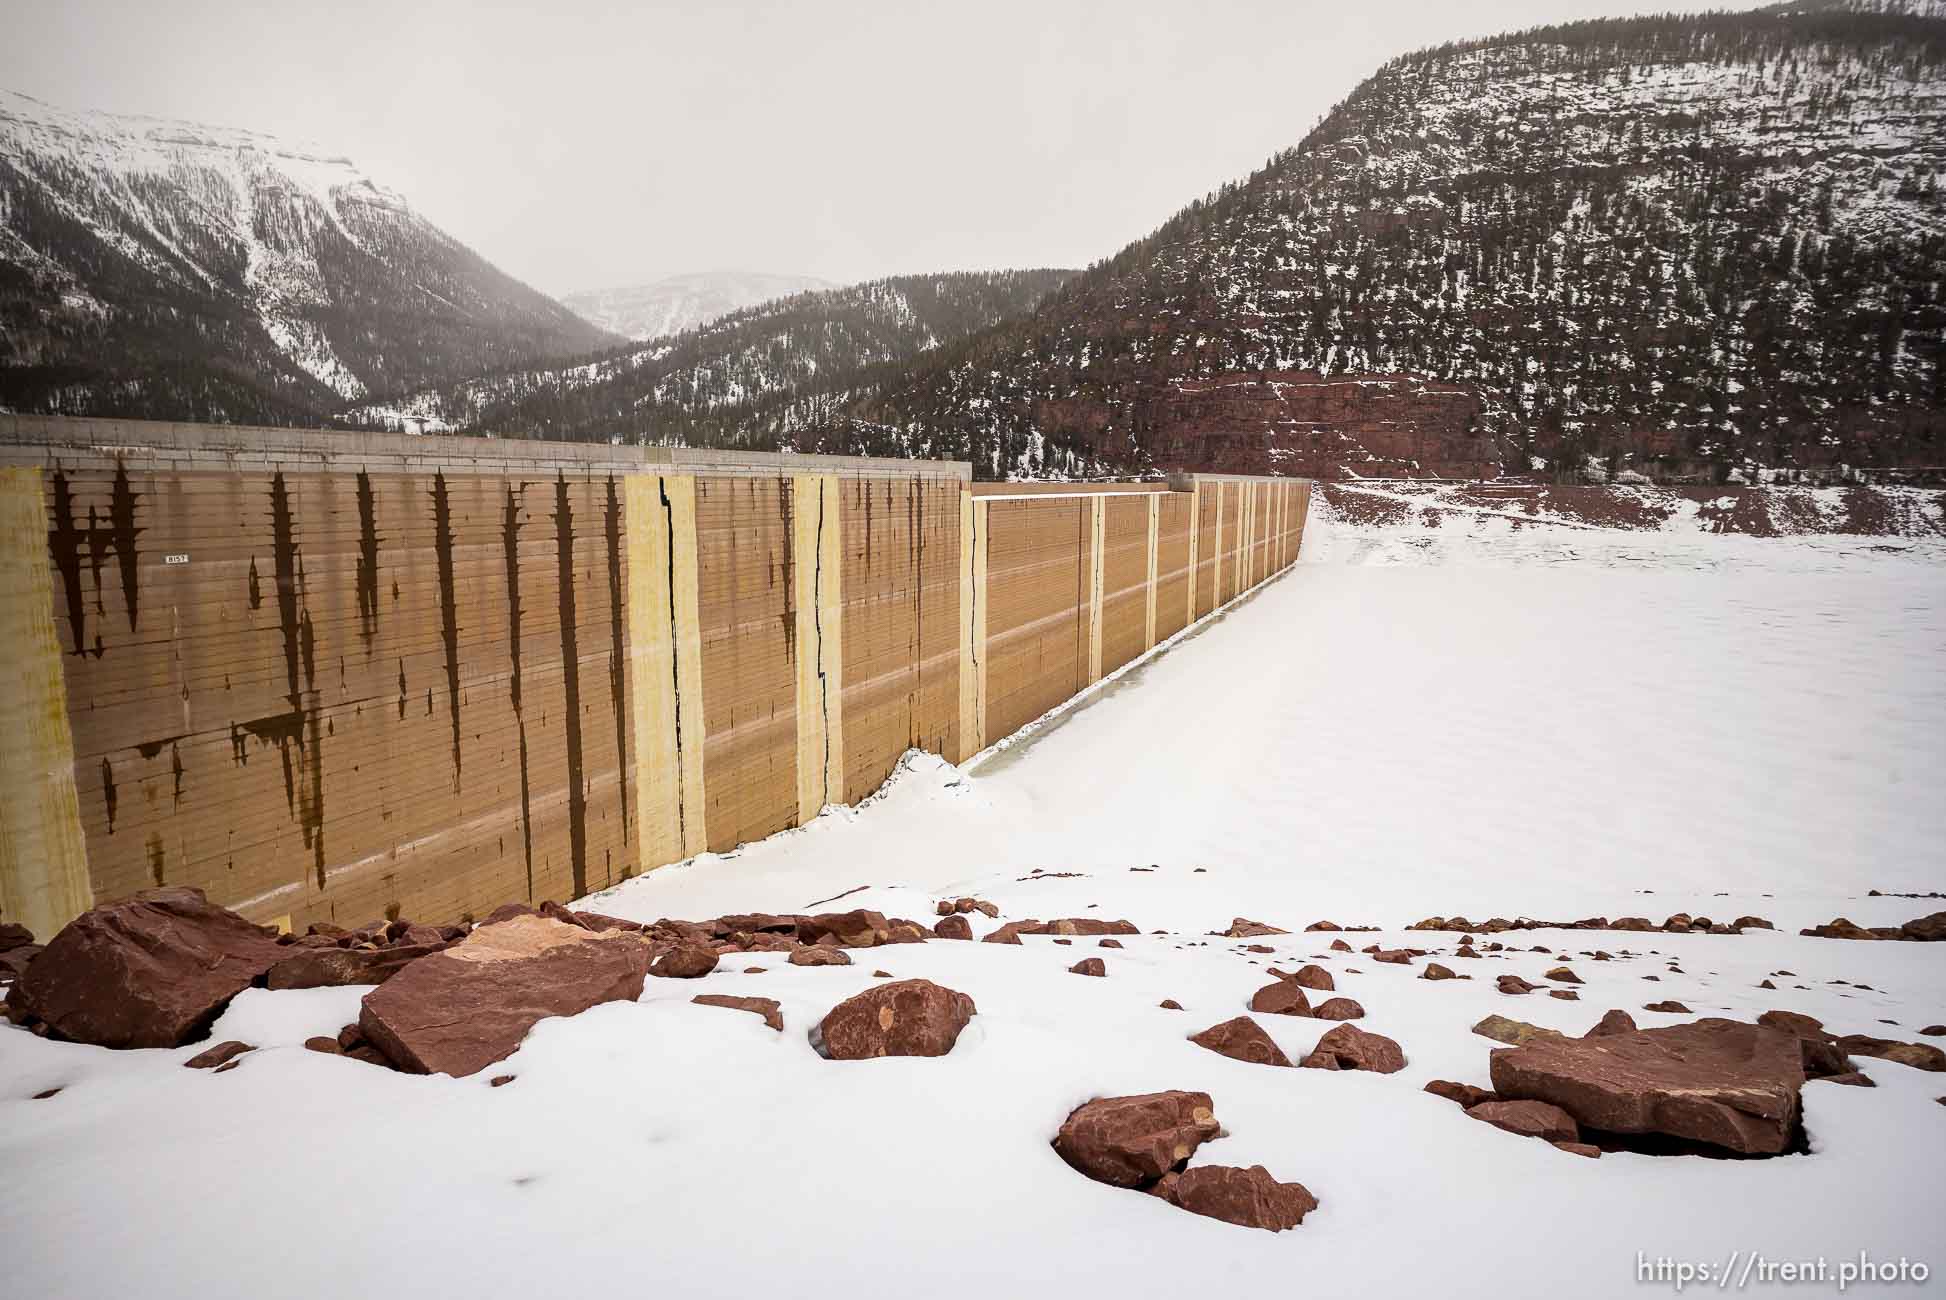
left=4, top=0, right=1731, bottom=296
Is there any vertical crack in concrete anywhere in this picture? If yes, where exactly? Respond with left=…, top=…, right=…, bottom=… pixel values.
left=555, top=474, right=588, bottom=899
left=604, top=474, right=631, bottom=850
left=503, top=486, right=535, bottom=901
left=659, top=477, right=689, bottom=851
left=813, top=478, right=833, bottom=810
left=431, top=471, right=462, bottom=793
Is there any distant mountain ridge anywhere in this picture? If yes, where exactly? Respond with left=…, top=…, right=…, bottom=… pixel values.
left=796, top=4, right=1946, bottom=482
left=348, top=269, right=1077, bottom=447
left=560, top=271, right=835, bottom=341
left=0, top=89, right=614, bottom=423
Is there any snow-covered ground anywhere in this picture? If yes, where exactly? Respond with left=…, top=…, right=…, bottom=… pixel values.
left=3, top=502, right=1942, bottom=1298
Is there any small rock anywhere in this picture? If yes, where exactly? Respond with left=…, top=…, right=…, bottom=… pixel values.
left=1589, top=1010, right=1638, bottom=1036
left=1549, top=989, right=1580, bottom=1001
left=1551, top=1141, right=1601, bottom=1158
left=1291, top=965, right=1335, bottom=992
left=1249, top=982, right=1312, bottom=1017
left=184, top=1040, right=253, bottom=1070
left=1471, top=1015, right=1562, bottom=1047
left=789, top=947, right=853, bottom=967
left=1053, top=1091, right=1220, bottom=1187
left=1424, top=1079, right=1496, bottom=1108
left=693, top=994, right=784, bottom=1032
left=1300, top=1023, right=1405, bottom=1073
left=1311, top=997, right=1365, bottom=1021
left=1497, top=975, right=1538, bottom=996
left=1166, top=1164, right=1318, bottom=1232
left=1099, top=939, right=1123, bottom=949
left=303, top=1036, right=343, bottom=1056
left=1466, top=1099, right=1580, bottom=1143
left=1159, top=999, right=1184, bottom=1011
left=489, top=1074, right=515, bottom=1087
left=650, top=944, right=719, bottom=979
left=1421, top=963, right=1458, bottom=981
left=933, top=915, right=973, bottom=941
left=1189, top=1016, right=1293, bottom=1067
left=1219, top=919, right=1289, bottom=939
left=1544, top=967, right=1581, bottom=985
left=1643, top=1001, right=1691, bottom=1014
left=1328, top=939, right=1352, bottom=953
left=1070, top=958, right=1106, bottom=977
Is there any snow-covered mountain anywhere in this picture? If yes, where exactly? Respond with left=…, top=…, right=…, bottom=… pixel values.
left=0, top=90, right=613, bottom=423
left=347, top=269, right=1075, bottom=445
left=802, top=4, right=1946, bottom=481
left=560, top=271, right=834, bottom=341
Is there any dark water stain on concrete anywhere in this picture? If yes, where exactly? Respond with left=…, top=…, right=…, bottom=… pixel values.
left=503, top=486, right=534, bottom=899
left=47, top=469, right=89, bottom=656
left=603, top=475, right=630, bottom=849
left=397, top=660, right=407, bottom=720
left=100, top=757, right=117, bottom=833
left=778, top=474, right=795, bottom=657
left=356, top=471, right=381, bottom=647
left=171, top=743, right=184, bottom=811
left=146, top=833, right=165, bottom=886
left=555, top=475, right=587, bottom=898
left=107, top=462, right=140, bottom=632
left=247, top=557, right=262, bottom=610
left=432, top=471, right=462, bottom=792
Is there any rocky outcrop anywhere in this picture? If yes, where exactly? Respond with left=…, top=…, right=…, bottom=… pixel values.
left=1489, top=1018, right=1804, bottom=1155
left=816, top=979, right=975, bottom=1059
left=10, top=887, right=290, bottom=1048
left=358, top=914, right=652, bottom=1077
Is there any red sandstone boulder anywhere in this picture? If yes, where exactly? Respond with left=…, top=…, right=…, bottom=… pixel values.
left=1070, top=958, right=1107, bottom=977
left=1589, top=1010, right=1639, bottom=1036
left=982, top=921, right=1035, bottom=945
left=13, top=887, right=291, bottom=1048
left=1219, top=918, right=1289, bottom=938
left=650, top=943, right=719, bottom=979
left=0, top=944, right=42, bottom=983
left=1643, top=1000, right=1691, bottom=1014
left=358, top=914, right=651, bottom=1077
left=1488, top=1018, right=1804, bottom=1155
left=1371, top=949, right=1413, bottom=965
left=1249, top=981, right=1312, bottom=1017
left=1311, top=997, right=1365, bottom=1021
left=1421, top=963, right=1458, bottom=981
left=1300, top=1024, right=1405, bottom=1073
left=1466, top=1099, right=1580, bottom=1143
left=0, top=922, right=35, bottom=953
left=1048, top=918, right=1139, bottom=937
left=1291, top=964, right=1335, bottom=992
left=1544, top=966, right=1582, bottom=985
left=1900, top=912, right=1946, bottom=941
left=693, top=994, right=783, bottom=1032
left=816, top=979, right=975, bottom=1059
left=788, top=946, right=853, bottom=967
left=1497, top=975, right=1538, bottom=996
left=1165, top=1164, right=1318, bottom=1231
left=1052, top=1091, right=1219, bottom=1187
left=266, top=942, right=445, bottom=991
left=1836, top=1035, right=1945, bottom=1072
left=933, top=915, right=973, bottom=941
left=1189, top=1016, right=1293, bottom=1067
left=481, top=902, right=539, bottom=927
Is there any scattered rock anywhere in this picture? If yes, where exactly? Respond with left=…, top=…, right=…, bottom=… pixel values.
left=0, top=922, right=35, bottom=953
left=1643, top=1001, right=1691, bottom=1014
left=1052, top=1091, right=1219, bottom=1187
left=489, top=1074, right=515, bottom=1087
left=1589, top=1010, right=1638, bottom=1036
left=788, top=947, right=853, bottom=967
left=1189, top=1016, right=1293, bottom=1067
left=1219, top=919, right=1289, bottom=938
left=650, top=943, right=719, bottom=979
left=183, top=1040, right=253, bottom=1070
left=817, top=979, right=975, bottom=1059
left=303, top=1035, right=343, bottom=1056
left=1371, top=949, right=1413, bottom=965
left=1544, top=966, right=1582, bottom=985
left=1249, top=982, right=1312, bottom=1017
left=933, top=915, right=973, bottom=941
left=1165, top=1164, right=1318, bottom=1232
left=1900, top=911, right=1946, bottom=942
left=1816, top=1071, right=1876, bottom=1088
left=1836, top=1036, right=1945, bottom=1073
left=1099, top=938, right=1124, bottom=949
left=1472, top=1015, right=1563, bottom=1047
left=1552, top=1141, right=1602, bottom=1158
left=1466, top=1099, right=1580, bottom=1143
left=1159, top=999, right=1184, bottom=1011
left=693, top=994, right=783, bottom=1032
left=1921, top=1026, right=1946, bottom=1037
left=1291, top=964, right=1335, bottom=992
left=12, top=887, right=291, bottom=1048
left=1311, top=997, right=1365, bottom=1021
left=1425, top=1079, right=1496, bottom=1108
left=1070, top=958, right=1106, bottom=977
left=266, top=942, right=445, bottom=991
left=982, top=924, right=1028, bottom=945
left=1420, top=963, right=1458, bottom=981
left=1328, top=939, right=1352, bottom=953
left=1050, top=918, right=1139, bottom=937
left=1300, top=1024, right=1405, bottom=1073
left=1489, top=1018, right=1805, bottom=1155
left=358, top=914, right=652, bottom=1077
left=1549, top=989, right=1580, bottom=1001
left=1497, top=975, right=1538, bottom=996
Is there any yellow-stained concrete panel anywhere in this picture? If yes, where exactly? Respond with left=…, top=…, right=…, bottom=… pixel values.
left=0, top=468, right=91, bottom=938
left=792, top=475, right=845, bottom=823
left=1144, top=494, right=1160, bottom=651
left=627, top=474, right=708, bottom=869
left=1087, top=496, right=1106, bottom=684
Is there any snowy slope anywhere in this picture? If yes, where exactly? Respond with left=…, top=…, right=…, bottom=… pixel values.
left=2, top=505, right=1941, bottom=1299
left=815, top=6, right=1946, bottom=482
left=0, top=89, right=611, bottom=422
left=560, top=271, right=835, bottom=341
